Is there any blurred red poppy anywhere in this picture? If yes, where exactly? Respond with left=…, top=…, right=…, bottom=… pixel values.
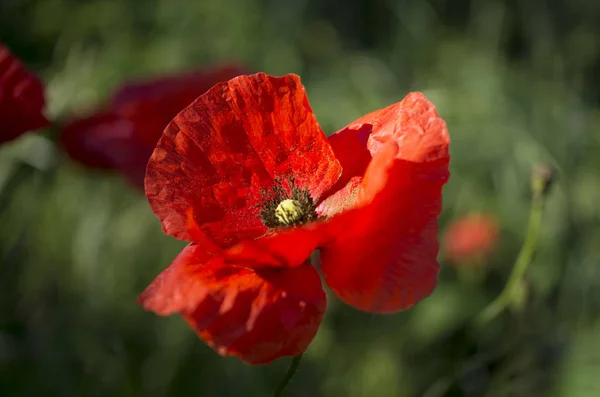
left=0, top=43, right=50, bottom=144
left=443, top=213, right=499, bottom=265
left=139, top=73, right=450, bottom=364
left=60, top=66, right=245, bottom=188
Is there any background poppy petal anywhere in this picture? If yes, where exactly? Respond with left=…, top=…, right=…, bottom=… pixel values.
left=60, top=113, right=127, bottom=170
left=320, top=139, right=449, bottom=313
left=112, top=66, right=246, bottom=147
left=0, top=43, right=49, bottom=143
left=146, top=73, right=341, bottom=246
left=319, top=92, right=449, bottom=216
left=111, top=65, right=246, bottom=110
left=139, top=243, right=326, bottom=365
left=443, top=212, right=500, bottom=264
left=60, top=112, right=155, bottom=188
left=59, top=66, right=244, bottom=189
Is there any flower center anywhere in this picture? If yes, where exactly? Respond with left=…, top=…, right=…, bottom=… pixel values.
left=275, top=199, right=305, bottom=225
left=259, top=178, right=317, bottom=228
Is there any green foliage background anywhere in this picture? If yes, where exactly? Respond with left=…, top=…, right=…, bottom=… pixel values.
left=1, top=0, right=600, bottom=396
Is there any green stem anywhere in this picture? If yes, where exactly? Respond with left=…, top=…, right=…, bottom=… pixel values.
left=476, top=193, right=545, bottom=326
left=273, top=354, right=303, bottom=397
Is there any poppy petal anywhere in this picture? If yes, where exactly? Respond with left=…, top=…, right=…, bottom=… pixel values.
left=146, top=73, right=342, bottom=246
left=223, top=221, right=331, bottom=269
left=60, top=112, right=134, bottom=169
left=319, top=92, right=449, bottom=215
left=61, top=68, right=242, bottom=188
left=366, top=92, right=449, bottom=162
left=138, top=243, right=221, bottom=315
left=0, top=44, right=49, bottom=143
left=443, top=213, right=499, bottom=264
left=184, top=262, right=325, bottom=365
left=322, top=123, right=372, bottom=204
left=111, top=65, right=246, bottom=109
left=139, top=243, right=326, bottom=365
left=320, top=127, right=449, bottom=313
left=60, top=112, right=156, bottom=188
left=112, top=66, right=246, bottom=147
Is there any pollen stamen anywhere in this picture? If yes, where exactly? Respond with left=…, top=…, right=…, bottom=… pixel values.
left=259, top=178, right=317, bottom=228
left=275, top=199, right=305, bottom=225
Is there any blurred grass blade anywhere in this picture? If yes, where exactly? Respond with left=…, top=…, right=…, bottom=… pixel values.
left=0, top=162, right=37, bottom=213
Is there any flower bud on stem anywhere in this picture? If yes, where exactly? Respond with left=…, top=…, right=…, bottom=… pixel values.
left=475, top=163, right=556, bottom=326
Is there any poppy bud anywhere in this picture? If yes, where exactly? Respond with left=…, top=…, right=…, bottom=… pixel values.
left=443, top=212, right=500, bottom=266
left=532, top=163, right=557, bottom=199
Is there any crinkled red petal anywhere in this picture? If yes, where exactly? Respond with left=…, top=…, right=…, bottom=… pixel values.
left=366, top=92, right=449, bottom=162
left=318, top=92, right=450, bottom=313
left=320, top=142, right=448, bottom=313
left=139, top=242, right=326, bottom=365
left=322, top=124, right=372, bottom=210
left=138, top=242, right=222, bottom=315
left=0, top=44, right=49, bottom=143
left=224, top=221, right=331, bottom=269
left=319, top=92, right=449, bottom=215
left=146, top=73, right=341, bottom=246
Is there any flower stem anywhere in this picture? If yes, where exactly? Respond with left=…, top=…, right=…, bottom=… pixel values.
left=476, top=190, right=545, bottom=326
left=273, top=354, right=303, bottom=397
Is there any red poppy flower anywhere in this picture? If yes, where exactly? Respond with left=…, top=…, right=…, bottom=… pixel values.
left=139, top=73, right=450, bottom=364
left=443, top=213, right=499, bottom=265
left=0, top=43, right=50, bottom=144
left=60, top=66, right=245, bottom=188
